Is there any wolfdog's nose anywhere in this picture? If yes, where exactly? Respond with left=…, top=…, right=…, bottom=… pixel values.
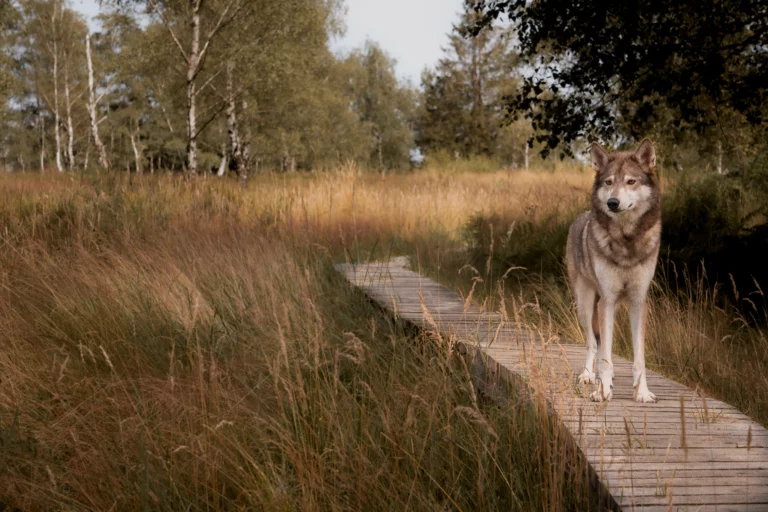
left=607, top=198, right=620, bottom=211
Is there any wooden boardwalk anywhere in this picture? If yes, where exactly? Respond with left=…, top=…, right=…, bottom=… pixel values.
left=337, top=261, right=768, bottom=511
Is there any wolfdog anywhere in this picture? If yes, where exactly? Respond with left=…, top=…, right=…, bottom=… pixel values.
left=566, top=140, right=660, bottom=403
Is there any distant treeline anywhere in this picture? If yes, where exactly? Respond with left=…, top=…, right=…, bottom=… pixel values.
left=0, top=0, right=536, bottom=177
left=0, top=0, right=765, bottom=177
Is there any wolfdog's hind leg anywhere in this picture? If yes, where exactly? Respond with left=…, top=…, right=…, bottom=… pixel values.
left=575, top=283, right=598, bottom=385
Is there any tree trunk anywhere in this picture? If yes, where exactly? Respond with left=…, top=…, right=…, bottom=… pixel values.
left=52, top=14, right=63, bottom=173
left=39, top=106, right=45, bottom=172
left=226, top=60, right=244, bottom=175
left=64, top=54, right=75, bottom=171
left=160, top=103, right=174, bottom=133
left=185, top=2, right=202, bottom=176
left=217, top=143, right=228, bottom=176
left=86, top=33, right=109, bottom=170
left=84, top=129, right=90, bottom=170
left=717, top=140, right=723, bottom=174
left=130, top=119, right=142, bottom=174
left=239, top=98, right=252, bottom=186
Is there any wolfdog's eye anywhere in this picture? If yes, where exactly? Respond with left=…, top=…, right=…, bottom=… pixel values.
left=605, top=179, right=613, bottom=186
left=627, top=179, right=636, bottom=185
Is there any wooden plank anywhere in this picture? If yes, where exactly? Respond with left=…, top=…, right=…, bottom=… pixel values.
left=335, top=262, right=768, bottom=511
left=632, top=507, right=763, bottom=512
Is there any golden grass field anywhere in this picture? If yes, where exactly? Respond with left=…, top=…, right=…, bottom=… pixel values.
left=0, top=166, right=764, bottom=510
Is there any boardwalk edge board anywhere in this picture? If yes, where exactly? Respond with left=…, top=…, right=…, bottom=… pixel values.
left=335, top=261, right=768, bottom=512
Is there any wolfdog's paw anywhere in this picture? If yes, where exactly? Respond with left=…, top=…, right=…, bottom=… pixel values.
left=633, top=387, right=657, bottom=403
left=590, top=381, right=613, bottom=402
left=578, top=368, right=596, bottom=385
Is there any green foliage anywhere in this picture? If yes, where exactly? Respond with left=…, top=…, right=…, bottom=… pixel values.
left=341, top=41, right=416, bottom=170
left=464, top=163, right=768, bottom=319
left=474, top=0, right=768, bottom=157
left=416, top=0, right=530, bottom=161
left=661, top=169, right=768, bottom=318
left=0, top=1, right=19, bottom=128
left=421, top=150, right=502, bottom=173
left=1, top=0, right=417, bottom=174
left=230, top=0, right=366, bottom=171
left=464, top=211, right=573, bottom=280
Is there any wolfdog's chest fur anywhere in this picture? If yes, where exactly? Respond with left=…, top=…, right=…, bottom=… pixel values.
left=567, top=209, right=661, bottom=298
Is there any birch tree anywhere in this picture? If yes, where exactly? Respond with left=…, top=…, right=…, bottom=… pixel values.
left=118, top=0, right=250, bottom=175
left=49, top=3, right=63, bottom=171
left=214, top=0, right=361, bottom=174
left=3, top=0, right=420, bottom=173
left=18, top=0, right=88, bottom=172
left=0, top=2, right=19, bottom=141
left=85, top=33, right=109, bottom=169
left=417, top=3, right=522, bottom=159
left=60, top=16, right=88, bottom=171
left=341, top=41, right=416, bottom=171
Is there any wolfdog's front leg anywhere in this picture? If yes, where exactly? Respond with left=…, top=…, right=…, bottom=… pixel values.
left=575, top=284, right=598, bottom=385
left=629, top=297, right=657, bottom=403
left=591, top=298, right=615, bottom=402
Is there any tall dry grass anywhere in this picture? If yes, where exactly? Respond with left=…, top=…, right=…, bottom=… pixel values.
left=2, top=163, right=762, bottom=510
left=0, top=170, right=600, bottom=510
left=403, top=169, right=768, bottom=427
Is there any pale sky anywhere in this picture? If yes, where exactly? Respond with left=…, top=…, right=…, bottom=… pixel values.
left=71, top=0, right=464, bottom=85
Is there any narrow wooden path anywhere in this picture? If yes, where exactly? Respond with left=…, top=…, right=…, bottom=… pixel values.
left=336, top=260, right=768, bottom=512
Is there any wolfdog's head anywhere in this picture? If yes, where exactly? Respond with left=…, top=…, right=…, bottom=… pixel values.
left=590, top=140, right=659, bottom=218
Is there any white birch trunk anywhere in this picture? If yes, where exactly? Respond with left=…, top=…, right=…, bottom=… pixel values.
left=39, top=108, right=45, bottom=172
left=64, top=55, right=75, bottom=171
left=717, top=140, right=723, bottom=174
left=86, top=33, right=109, bottom=170
left=161, top=103, right=174, bottom=133
left=226, top=60, right=244, bottom=175
left=217, top=144, right=228, bottom=176
left=84, top=128, right=90, bottom=170
left=185, top=2, right=201, bottom=176
left=241, top=99, right=252, bottom=185
left=130, top=120, right=142, bottom=174
left=52, top=10, right=63, bottom=173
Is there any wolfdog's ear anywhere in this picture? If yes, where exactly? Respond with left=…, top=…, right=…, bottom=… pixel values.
left=634, top=139, right=656, bottom=171
left=590, top=142, right=609, bottom=171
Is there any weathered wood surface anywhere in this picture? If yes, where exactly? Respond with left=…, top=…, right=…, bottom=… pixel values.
left=336, top=261, right=768, bottom=511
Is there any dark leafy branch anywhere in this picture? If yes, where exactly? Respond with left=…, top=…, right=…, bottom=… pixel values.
left=472, top=0, right=768, bottom=157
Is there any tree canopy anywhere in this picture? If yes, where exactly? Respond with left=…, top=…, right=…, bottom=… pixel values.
left=0, top=0, right=417, bottom=175
left=416, top=1, right=530, bottom=164
left=473, top=0, right=768, bottom=157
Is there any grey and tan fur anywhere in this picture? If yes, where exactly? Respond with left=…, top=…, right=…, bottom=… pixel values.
left=566, top=140, right=661, bottom=403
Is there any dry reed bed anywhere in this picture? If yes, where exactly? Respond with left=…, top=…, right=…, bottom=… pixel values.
left=1, top=166, right=762, bottom=511
left=0, top=170, right=597, bottom=510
